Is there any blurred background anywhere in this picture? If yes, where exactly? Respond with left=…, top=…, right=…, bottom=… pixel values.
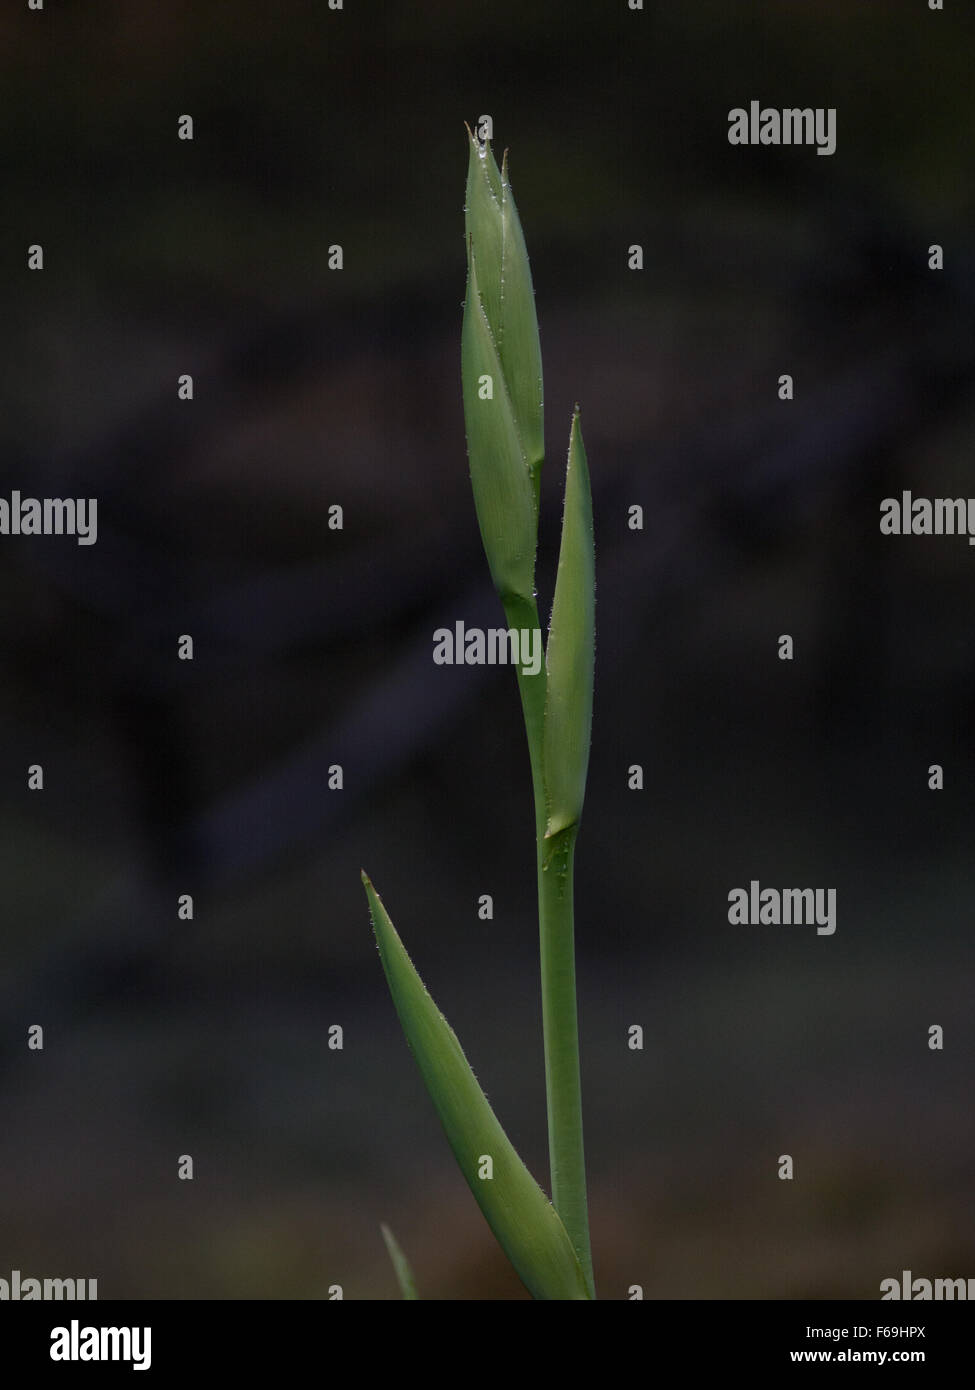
left=1, top=0, right=973, bottom=1299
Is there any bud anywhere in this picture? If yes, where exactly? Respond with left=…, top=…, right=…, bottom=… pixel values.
left=462, top=125, right=544, bottom=604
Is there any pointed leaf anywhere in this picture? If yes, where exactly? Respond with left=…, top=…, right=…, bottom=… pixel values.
left=362, top=872, right=592, bottom=1301
left=544, top=408, right=595, bottom=838
left=463, top=125, right=544, bottom=538
left=380, top=1223, right=419, bottom=1301
left=464, top=131, right=544, bottom=494
left=462, top=244, right=538, bottom=604
left=464, top=126, right=504, bottom=343
left=498, top=147, right=544, bottom=494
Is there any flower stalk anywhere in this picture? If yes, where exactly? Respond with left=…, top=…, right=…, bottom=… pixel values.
left=363, top=124, right=596, bottom=1300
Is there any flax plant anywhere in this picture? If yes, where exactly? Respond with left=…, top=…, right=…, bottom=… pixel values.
left=362, top=124, right=596, bottom=1300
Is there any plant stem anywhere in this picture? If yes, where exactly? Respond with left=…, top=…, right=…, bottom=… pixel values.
left=502, top=593, right=595, bottom=1298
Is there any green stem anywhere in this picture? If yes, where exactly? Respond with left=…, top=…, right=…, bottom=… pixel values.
left=502, top=593, right=595, bottom=1298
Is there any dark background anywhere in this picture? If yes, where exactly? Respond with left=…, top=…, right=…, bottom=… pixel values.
left=1, top=0, right=973, bottom=1298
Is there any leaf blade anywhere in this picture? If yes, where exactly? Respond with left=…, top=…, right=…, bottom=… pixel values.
left=498, top=146, right=544, bottom=499
left=462, top=126, right=544, bottom=596
left=544, top=408, right=595, bottom=838
left=464, top=127, right=504, bottom=345
left=362, top=872, right=592, bottom=1301
left=461, top=243, right=539, bottom=603
left=380, top=1223, right=419, bottom=1301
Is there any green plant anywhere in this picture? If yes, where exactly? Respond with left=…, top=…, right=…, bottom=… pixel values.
left=362, top=123, right=596, bottom=1300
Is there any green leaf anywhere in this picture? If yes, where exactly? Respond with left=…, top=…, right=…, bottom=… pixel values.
left=497, top=145, right=545, bottom=497
left=464, top=129, right=544, bottom=497
left=380, top=1223, right=419, bottom=1301
left=362, top=872, right=593, bottom=1301
left=462, top=125, right=545, bottom=597
left=464, top=126, right=504, bottom=349
left=543, top=408, right=595, bottom=839
left=461, top=243, right=539, bottom=604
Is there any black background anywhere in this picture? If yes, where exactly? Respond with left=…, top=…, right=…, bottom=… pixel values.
left=1, top=0, right=973, bottom=1301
